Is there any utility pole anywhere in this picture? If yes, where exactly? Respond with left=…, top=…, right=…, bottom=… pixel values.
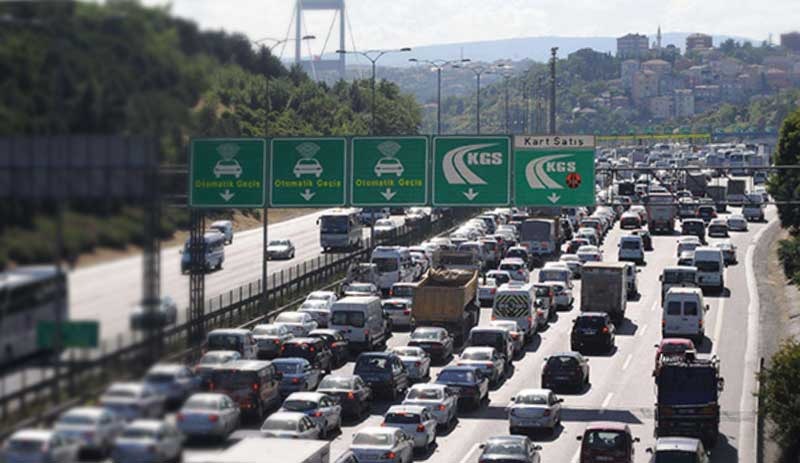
left=409, top=57, right=471, bottom=135
left=549, top=47, right=558, bottom=135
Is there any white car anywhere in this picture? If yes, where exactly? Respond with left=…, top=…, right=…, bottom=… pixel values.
left=544, top=281, right=573, bottom=309
left=457, top=347, right=506, bottom=386
left=508, top=388, right=563, bottom=434
left=2, top=429, right=79, bottom=463
left=374, top=219, right=400, bottom=238
left=350, top=427, right=415, bottom=463
left=390, top=346, right=431, bottom=382
left=488, top=320, right=525, bottom=357
left=266, top=239, right=295, bottom=260
left=559, top=254, right=583, bottom=278
left=260, top=411, right=321, bottom=439
left=54, top=407, right=125, bottom=457
left=274, top=311, right=318, bottom=337
left=298, top=300, right=332, bottom=328
left=382, top=405, right=438, bottom=450
left=279, top=392, right=342, bottom=439
left=726, top=214, right=748, bottom=232
left=99, top=382, right=165, bottom=422
left=382, top=298, right=413, bottom=328
left=478, top=276, right=499, bottom=307
left=676, top=236, right=702, bottom=257
left=306, top=290, right=338, bottom=306
left=111, top=420, right=183, bottom=463
left=402, top=384, right=458, bottom=428
left=576, top=245, right=603, bottom=263
left=176, top=393, right=240, bottom=440
left=343, top=282, right=380, bottom=297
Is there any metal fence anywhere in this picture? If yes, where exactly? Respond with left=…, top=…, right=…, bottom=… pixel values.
left=0, top=208, right=474, bottom=436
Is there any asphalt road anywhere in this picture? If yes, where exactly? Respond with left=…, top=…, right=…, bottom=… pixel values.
left=167, top=206, right=774, bottom=463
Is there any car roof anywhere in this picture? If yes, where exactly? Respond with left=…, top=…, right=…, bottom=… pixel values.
left=409, top=383, right=447, bottom=391
left=462, top=346, right=495, bottom=354
left=284, top=337, right=321, bottom=344
left=656, top=437, right=702, bottom=451
left=666, top=287, right=703, bottom=295
left=61, top=406, right=106, bottom=418
left=268, top=411, right=306, bottom=421
left=11, top=429, right=54, bottom=441
left=577, top=312, right=607, bottom=318
left=285, top=392, right=326, bottom=401
left=357, top=426, right=398, bottom=436
left=442, top=365, right=481, bottom=372
left=147, top=363, right=186, bottom=374
left=585, top=421, right=630, bottom=432
left=386, top=405, right=427, bottom=415
left=209, top=328, right=250, bottom=335
left=516, top=388, right=551, bottom=397
left=272, top=357, right=309, bottom=365
left=660, top=338, right=695, bottom=346
left=127, top=419, right=164, bottom=431
left=214, top=360, right=272, bottom=371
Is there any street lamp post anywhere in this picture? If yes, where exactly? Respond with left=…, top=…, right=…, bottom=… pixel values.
left=252, top=35, right=314, bottom=313
left=408, top=58, right=470, bottom=134
left=453, top=64, right=494, bottom=134
left=336, top=48, right=412, bottom=135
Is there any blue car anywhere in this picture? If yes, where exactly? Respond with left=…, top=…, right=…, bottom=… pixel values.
left=272, top=358, right=322, bottom=397
left=435, top=365, right=489, bottom=409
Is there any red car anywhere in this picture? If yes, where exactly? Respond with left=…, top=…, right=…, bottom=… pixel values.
left=653, top=338, right=696, bottom=374
left=577, top=421, right=639, bottom=463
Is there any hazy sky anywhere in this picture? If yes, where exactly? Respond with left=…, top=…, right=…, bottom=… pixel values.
left=141, top=0, right=798, bottom=61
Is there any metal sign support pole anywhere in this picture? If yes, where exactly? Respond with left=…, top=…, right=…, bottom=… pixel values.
left=143, top=157, right=162, bottom=361
left=188, top=209, right=205, bottom=346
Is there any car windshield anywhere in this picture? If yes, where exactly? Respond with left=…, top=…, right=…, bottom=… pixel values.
left=584, top=430, right=627, bottom=450
left=318, top=377, right=354, bottom=389
left=488, top=273, right=511, bottom=284
left=282, top=400, right=317, bottom=412
left=104, top=388, right=137, bottom=398
left=121, top=427, right=157, bottom=439
left=277, top=313, right=304, bottom=323
left=144, top=373, right=175, bottom=383
left=262, top=418, right=299, bottom=431
left=535, top=286, right=550, bottom=297
left=483, top=440, right=526, bottom=456
left=438, top=369, right=474, bottom=383
left=331, top=311, right=365, bottom=328
left=348, top=284, right=373, bottom=293
left=406, top=388, right=442, bottom=400
left=6, top=439, right=46, bottom=453
left=356, top=356, right=389, bottom=371
left=184, top=397, right=221, bottom=410
left=654, top=451, right=697, bottom=463
left=372, top=257, right=399, bottom=272
left=696, top=261, right=720, bottom=272
left=393, top=347, right=420, bottom=357
left=198, top=353, right=234, bottom=365
left=207, top=334, right=242, bottom=351
left=211, top=370, right=256, bottom=390
left=462, top=350, right=491, bottom=361
left=411, top=330, right=440, bottom=341
left=516, top=394, right=548, bottom=405
left=547, top=356, right=578, bottom=369
left=252, top=326, right=281, bottom=336
left=576, top=317, right=605, bottom=328
left=663, top=271, right=696, bottom=285
left=353, top=433, right=392, bottom=446
left=500, top=263, right=522, bottom=272
left=385, top=412, right=421, bottom=424
left=274, top=362, right=302, bottom=374
left=506, top=250, right=527, bottom=259
left=58, top=414, right=96, bottom=425
left=320, top=216, right=349, bottom=234
left=621, top=240, right=640, bottom=249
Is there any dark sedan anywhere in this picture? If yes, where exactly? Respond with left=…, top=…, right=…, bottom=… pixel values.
left=630, top=229, right=653, bottom=251
left=308, top=329, right=350, bottom=368
left=317, top=374, right=372, bottom=418
left=570, top=313, right=615, bottom=353
left=541, top=352, right=590, bottom=393
left=435, top=365, right=489, bottom=409
left=408, top=327, right=454, bottom=363
left=280, top=337, right=333, bottom=374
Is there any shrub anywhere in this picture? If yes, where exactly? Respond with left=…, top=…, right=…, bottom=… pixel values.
left=759, top=339, right=800, bottom=458
left=777, top=236, right=800, bottom=285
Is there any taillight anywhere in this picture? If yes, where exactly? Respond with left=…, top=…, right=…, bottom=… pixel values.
left=384, top=451, right=397, bottom=459
left=602, top=326, right=609, bottom=334
left=438, top=404, right=446, bottom=411
left=208, top=414, right=219, bottom=423
left=273, top=339, right=280, bottom=345
left=543, top=409, right=551, bottom=416
left=490, top=288, right=496, bottom=294
left=252, top=383, right=260, bottom=391
left=415, top=361, right=421, bottom=367
left=537, top=309, right=544, bottom=317
left=292, top=378, right=301, bottom=384
left=699, top=319, right=704, bottom=328
left=416, top=424, right=426, bottom=432
left=662, top=319, right=666, bottom=327
left=364, top=329, right=369, bottom=335
left=491, top=315, right=496, bottom=320
left=208, top=382, right=215, bottom=391
left=312, top=411, right=323, bottom=417
left=511, top=333, right=519, bottom=340
left=176, top=413, right=185, bottom=422
left=347, top=391, right=355, bottom=400
left=484, top=362, right=494, bottom=367
left=403, top=309, right=410, bottom=315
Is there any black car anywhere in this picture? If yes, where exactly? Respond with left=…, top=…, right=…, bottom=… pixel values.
left=681, top=219, right=706, bottom=244
left=280, top=337, right=333, bottom=374
left=308, top=329, right=350, bottom=368
left=467, top=327, right=514, bottom=367
left=506, top=247, right=533, bottom=270
left=436, top=365, right=490, bottom=409
left=353, top=352, right=410, bottom=400
left=317, top=374, right=372, bottom=418
left=408, top=327, right=454, bottom=363
left=560, top=219, right=574, bottom=241
left=630, top=229, right=653, bottom=251
left=696, top=205, right=717, bottom=223
left=571, top=313, right=616, bottom=353
left=541, top=352, right=590, bottom=392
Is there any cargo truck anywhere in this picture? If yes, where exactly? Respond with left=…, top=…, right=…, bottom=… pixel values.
left=580, top=262, right=627, bottom=323
left=188, top=437, right=331, bottom=463
left=645, top=192, right=677, bottom=234
left=519, top=218, right=562, bottom=267
left=706, top=184, right=728, bottom=213
left=726, top=179, right=747, bottom=206
left=684, top=171, right=707, bottom=198
left=654, top=353, right=724, bottom=447
left=412, top=268, right=480, bottom=345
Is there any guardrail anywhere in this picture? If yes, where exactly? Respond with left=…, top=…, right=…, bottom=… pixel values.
left=0, top=208, right=476, bottom=437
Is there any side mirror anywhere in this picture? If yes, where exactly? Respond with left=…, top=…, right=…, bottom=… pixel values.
left=654, top=344, right=660, bottom=348
left=705, top=304, right=710, bottom=312
left=558, top=398, right=565, bottom=403
left=718, top=377, right=725, bottom=391
left=179, top=249, right=184, bottom=254
left=509, top=396, right=516, bottom=402
left=276, top=372, right=284, bottom=380
left=479, top=444, right=486, bottom=449
left=534, top=445, right=543, bottom=450
left=646, top=448, right=654, bottom=454
left=576, top=435, right=583, bottom=441
left=634, top=437, right=640, bottom=443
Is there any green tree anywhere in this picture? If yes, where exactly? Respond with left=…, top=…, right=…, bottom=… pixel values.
left=760, top=339, right=800, bottom=460
left=767, top=108, right=800, bottom=230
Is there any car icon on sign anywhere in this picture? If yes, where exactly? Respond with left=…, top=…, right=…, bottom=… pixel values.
left=374, top=157, right=404, bottom=177
left=293, top=158, right=324, bottom=178
left=213, top=159, right=243, bottom=178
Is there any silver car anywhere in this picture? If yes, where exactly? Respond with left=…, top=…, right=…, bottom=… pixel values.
left=54, top=406, right=125, bottom=457
left=402, top=383, right=458, bottom=428
left=507, top=388, right=563, bottom=434
left=489, top=320, right=524, bottom=357
left=382, top=298, right=413, bottom=328
left=279, top=392, right=342, bottom=439
left=111, top=420, right=183, bottom=463
left=298, top=300, right=332, bottom=328
left=260, top=411, right=321, bottom=439
left=99, top=382, right=165, bottom=422
left=457, top=347, right=506, bottom=386
left=176, top=393, right=240, bottom=441
left=559, top=254, right=583, bottom=278
left=193, top=351, right=241, bottom=388
left=2, top=429, right=79, bottom=463
left=266, top=239, right=295, bottom=259
left=142, top=364, right=201, bottom=406
left=274, top=312, right=318, bottom=337
left=390, top=346, right=431, bottom=382
left=382, top=405, right=438, bottom=450
left=350, top=427, right=415, bottom=463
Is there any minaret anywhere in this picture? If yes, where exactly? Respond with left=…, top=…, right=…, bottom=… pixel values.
left=657, top=25, right=662, bottom=49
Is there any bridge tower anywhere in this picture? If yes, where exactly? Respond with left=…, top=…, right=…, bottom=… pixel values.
left=295, top=0, right=346, bottom=78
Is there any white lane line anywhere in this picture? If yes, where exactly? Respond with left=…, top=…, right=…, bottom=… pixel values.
left=622, top=354, right=633, bottom=370
left=710, top=268, right=728, bottom=355
left=650, top=299, right=659, bottom=311
left=459, top=443, right=481, bottom=463
left=638, top=323, right=648, bottom=338
left=599, top=392, right=614, bottom=414
left=570, top=447, right=581, bottom=463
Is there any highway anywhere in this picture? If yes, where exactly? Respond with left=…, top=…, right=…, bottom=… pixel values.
left=169, top=206, right=774, bottom=463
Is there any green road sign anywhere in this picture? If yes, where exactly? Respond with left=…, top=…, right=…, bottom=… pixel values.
left=432, top=136, right=511, bottom=206
left=270, top=138, right=347, bottom=207
left=189, top=139, right=266, bottom=208
left=350, top=137, right=428, bottom=206
left=513, top=135, right=596, bottom=206
left=37, top=320, right=99, bottom=349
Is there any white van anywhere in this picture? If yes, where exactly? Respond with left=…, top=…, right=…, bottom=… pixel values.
left=659, top=266, right=698, bottom=304
left=538, top=263, right=573, bottom=289
left=693, top=247, right=725, bottom=292
left=618, top=235, right=645, bottom=265
left=180, top=231, right=225, bottom=273
left=491, top=281, right=536, bottom=341
left=662, top=288, right=708, bottom=344
left=370, top=246, right=414, bottom=293
left=329, top=296, right=387, bottom=350
left=456, top=241, right=486, bottom=267
left=205, top=329, right=258, bottom=359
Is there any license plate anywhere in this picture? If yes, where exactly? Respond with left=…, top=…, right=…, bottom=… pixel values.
left=581, top=329, right=596, bottom=335
left=597, top=457, right=613, bottom=462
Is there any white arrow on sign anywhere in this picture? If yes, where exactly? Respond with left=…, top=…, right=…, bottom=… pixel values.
left=300, top=189, right=316, bottom=201
left=463, top=188, right=479, bottom=201
left=380, top=188, right=397, bottom=201
left=219, top=189, right=235, bottom=202
left=547, top=193, right=561, bottom=203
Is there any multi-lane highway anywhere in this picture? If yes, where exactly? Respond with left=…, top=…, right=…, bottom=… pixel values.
left=157, top=205, right=772, bottom=463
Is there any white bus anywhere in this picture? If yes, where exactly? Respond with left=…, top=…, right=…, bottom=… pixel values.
left=0, top=266, right=67, bottom=367
left=317, top=209, right=363, bottom=251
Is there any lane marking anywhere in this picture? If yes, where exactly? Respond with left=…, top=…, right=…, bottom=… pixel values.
left=459, top=443, right=482, bottom=463
left=599, top=392, right=614, bottom=414
left=710, top=268, right=728, bottom=355
left=622, top=354, right=633, bottom=371
left=650, top=299, right=659, bottom=311
left=570, top=447, right=581, bottom=463
left=638, top=323, right=648, bottom=338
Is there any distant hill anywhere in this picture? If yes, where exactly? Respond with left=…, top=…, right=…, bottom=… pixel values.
left=316, top=33, right=757, bottom=67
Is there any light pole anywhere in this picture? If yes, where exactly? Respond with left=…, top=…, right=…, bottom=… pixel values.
left=336, top=48, right=412, bottom=135
left=495, top=64, right=513, bottom=133
left=252, top=35, right=314, bottom=312
left=453, top=63, right=494, bottom=134
left=408, top=58, right=470, bottom=134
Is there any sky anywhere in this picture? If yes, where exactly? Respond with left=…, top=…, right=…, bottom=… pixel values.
left=140, top=0, right=799, bottom=62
